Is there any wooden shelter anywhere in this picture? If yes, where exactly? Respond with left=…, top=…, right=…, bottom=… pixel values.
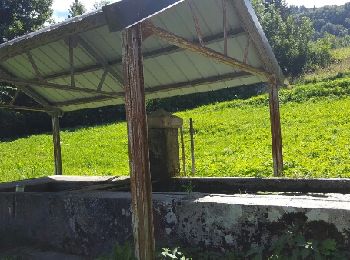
left=0, top=0, right=284, bottom=258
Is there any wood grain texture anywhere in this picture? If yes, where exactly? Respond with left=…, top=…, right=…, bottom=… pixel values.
left=144, top=22, right=270, bottom=79
left=122, top=24, right=155, bottom=260
left=190, top=118, right=196, bottom=175
left=269, top=77, right=283, bottom=176
left=52, top=114, right=63, bottom=175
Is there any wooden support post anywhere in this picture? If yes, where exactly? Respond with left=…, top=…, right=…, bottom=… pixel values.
left=190, top=118, right=196, bottom=175
left=122, top=24, right=155, bottom=260
left=51, top=113, right=62, bottom=175
left=222, top=0, right=228, bottom=56
left=180, top=127, right=186, bottom=176
left=269, top=78, right=283, bottom=176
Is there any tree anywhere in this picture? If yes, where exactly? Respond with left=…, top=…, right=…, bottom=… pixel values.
left=0, top=0, right=53, bottom=104
left=252, top=0, right=331, bottom=76
left=0, top=0, right=53, bottom=44
left=68, top=0, right=86, bottom=18
left=93, top=0, right=111, bottom=10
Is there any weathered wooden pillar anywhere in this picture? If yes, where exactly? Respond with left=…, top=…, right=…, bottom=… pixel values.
left=269, top=77, right=283, bottom=176
left=122, top=23, right=155, bottom=260
left=51, top=113, right=62, bottom=175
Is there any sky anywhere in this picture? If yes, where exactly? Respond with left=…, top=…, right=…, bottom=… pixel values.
left=53, top=0, right=350, bottom=22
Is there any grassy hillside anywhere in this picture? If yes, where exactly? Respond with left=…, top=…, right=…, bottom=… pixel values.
left=301, top=47, right=350, bottom=83
left=2, top=77, right=350, bottom=183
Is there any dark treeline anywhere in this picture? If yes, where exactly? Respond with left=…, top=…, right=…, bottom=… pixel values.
left=291, top=3, right=350, bottom=39
left=0, top=84, right=265, bottom=140
left=0, top=0, right=349, bottom=139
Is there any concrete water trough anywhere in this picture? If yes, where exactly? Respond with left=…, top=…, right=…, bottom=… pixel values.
left=1, top=176, right=350, bottom=258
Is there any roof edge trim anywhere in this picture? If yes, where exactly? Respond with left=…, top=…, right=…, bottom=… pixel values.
left=103, top=0, right=184, bottom=32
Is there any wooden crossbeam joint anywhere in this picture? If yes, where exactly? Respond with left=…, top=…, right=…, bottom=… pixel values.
left=9, top=89, right=20, bottom=105
left=144, top=22, right=270, bottom=79
left=26, top=51, right=44, bottom=81
left=43, top=28, right=246, bottom=82
left=65, top=36, right=79, bottom=88
left=243, top=38, right=251, bottom=64
left=187, top=0, right=204, bottom=46
left=76, top=35, right=123, bottom=85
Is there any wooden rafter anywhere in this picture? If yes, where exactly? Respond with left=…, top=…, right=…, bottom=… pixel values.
left=43, top=28, right=246, bottom=81
left=9, top=89, right=20, bottom=105
left=0, top=76, right=120, bottom=97
left=26, top=51, right=43, bottom=80
left=0, top=12, right=106, bottom=61
left=222, top=0, right=228, bottom=55
left=142, top=26, right=154, bottom=41
left=0, top=66, right=57, bottom=111
left=243, top=38, right=251, bottom=64
left=76, top=35, right=123, bottom=85
left=187, top=0, right=204, bottom=46
left=51, top=71, right=251, bottom=107
left=67, top=36, right=77, bottom=88
left=144, top=22, right=270, bottom=79
left=146, top=71, right=251, bottom=94
left=16, top=85, right=58, bottom=111
left=53, top=95, right=118, bottom=107
left=0, top=104, right=53, bottom=112
left=97, top=69, right=109, bottom=91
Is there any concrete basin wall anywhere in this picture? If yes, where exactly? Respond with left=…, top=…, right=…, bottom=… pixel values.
left=0, top=191, right=350, bottom=257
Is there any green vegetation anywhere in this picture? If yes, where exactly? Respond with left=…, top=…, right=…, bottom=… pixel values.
left=1, top=0, right=349, bottom=138
left=291, top=2, right=350, bottom=39
left=2, top=77, right=350, bottom=182
left=68, top=0, right=86, bottom=18
left=101, top=215, right=350, bottom=259
left=301, top=46, right=350, bottom=83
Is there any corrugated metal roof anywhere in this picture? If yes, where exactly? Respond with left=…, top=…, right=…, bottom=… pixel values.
left=0, top=0, right=283, bottom=113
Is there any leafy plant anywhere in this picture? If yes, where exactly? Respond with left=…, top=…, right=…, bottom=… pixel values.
left=159, top=247, right=191, bottom=260
left=181, top=181, right=194, bottom=194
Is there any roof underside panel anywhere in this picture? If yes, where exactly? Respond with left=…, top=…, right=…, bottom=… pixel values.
left=0, top=0, right=283, bottom=112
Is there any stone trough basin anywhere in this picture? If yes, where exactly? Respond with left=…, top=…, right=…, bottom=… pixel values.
left=1, top=176, right=350, bottom=257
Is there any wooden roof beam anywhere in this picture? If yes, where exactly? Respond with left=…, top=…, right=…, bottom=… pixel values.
left=0, top=11, right=107, bottom=61
left=144, top=22, right=270, bottom=79
left=53, top=71, right=251, bottom=107
left=53, top=95, right=120, bottom=107
left=26, top=51, right=44, bottom=80
left=44, top=28, right=246, bottom=81
left=0, top=104, right=53, bottom=113
left=76, top=35, right=123, bottom=85
left=0, top=76, right=121, bottom=97
left=0, top=66, right=59, bottom=112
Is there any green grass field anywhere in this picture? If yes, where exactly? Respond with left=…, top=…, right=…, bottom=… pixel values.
left=2, top=77, right=350, bottom=183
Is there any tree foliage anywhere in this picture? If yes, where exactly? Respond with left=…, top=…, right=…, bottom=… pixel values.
left=0, top=0, right=53, bottom=44
left=252, top=0, right=332, bottom=76
left=93, top=0, right=111, bottom=10
left=68, top=0, right=86, bottom=18
left=292, top=3, right=350, bottom=38
left=0, top=0, right=53, bottom=106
